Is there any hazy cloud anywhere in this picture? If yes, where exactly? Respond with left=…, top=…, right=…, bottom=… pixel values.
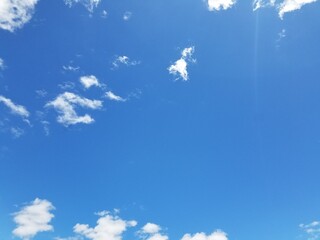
left=64, top=0, right=101, bottom=12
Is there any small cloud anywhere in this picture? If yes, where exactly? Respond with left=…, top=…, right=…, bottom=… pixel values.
left=278, top=0, right=318, bottom=19
left=58, top=81, right=76, bottom=90
left=300, top=221, right=320, bottom=240
left=112, top=56, right=140, bottom=69
left=64, top=0, right=101, bottom=13
left=63, top=65, right=80, bottom=72
left=46, top=92, right=103, bottom=126
left=123, top=11, right=132, bottom=21
left=80, top=75, right=100, bottom=89
left=74, top=212, right=137, bottom=240
left=141, top=223, right=162, bottom=235
left=252, top=0, right=275, bottom=11
left=0, top=58, right=5, bottom=70
left=138, top=223, right=168, bottom=240
left=181, top=230, right=228, bottom=240
left=101, top=10, right=108, bottom=18
left=0, top=95, right=30, bottom=118
left=10, top=127, right=24, bottom=138
left=12, top=198, right=55, bottom=240
left=35, top=89, right=48, bottom=98
left=168, top=46, right=195, bottom=81
left=276, top=28, right=286, bottom=47
left=207, top=0, right=236, bottom=11
left=0, top=0, right=39, bottom=32
left=105, top=91, right=126, bottom=102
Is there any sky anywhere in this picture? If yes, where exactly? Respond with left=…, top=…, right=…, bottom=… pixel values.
left=1, top=0, right=320, bottom=240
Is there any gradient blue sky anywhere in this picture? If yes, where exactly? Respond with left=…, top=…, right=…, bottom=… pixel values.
left=1, top=0, right=320, bottom=240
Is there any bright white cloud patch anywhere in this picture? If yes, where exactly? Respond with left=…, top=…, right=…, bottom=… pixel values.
left=64, top=0, right=101, bottom=12
left=112, top=56, right=140, bottom=69
left=253, top=0, right=275, bottom=11
left=139, top=223, right=168, bottom=240
left=141, top=223, right=161, bottom=235
left=105, top=91, right=126, bottom=102
left=123, top=11, right=132, bottom=21
left=0, top=58, right=5, bottom=69
left=168, top=46, right=195, bottom=81
left=12, top=198, right=55, bottom=240
left=0, top=95, right=30, bottom=118
left=278, top=0, right=318, bottom=19
left=74, top=212, right=137, bottom=240
left=181, top=231, right=228, bottom=240
left=299, top=221, right=320, bottom=240
left=0, top=0, right=39, bottom=32
left=207, top=0, right=236, bottom=11
left=80, top=75, right=100, bottom=89
left=46, top=92, right=103, bottom=126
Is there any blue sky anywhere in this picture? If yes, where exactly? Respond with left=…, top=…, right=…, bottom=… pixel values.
left=1, top=0, right=320, bottom=240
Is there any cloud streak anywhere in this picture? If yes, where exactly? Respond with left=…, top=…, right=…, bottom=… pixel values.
left=0, top=95, right=30, bottom=118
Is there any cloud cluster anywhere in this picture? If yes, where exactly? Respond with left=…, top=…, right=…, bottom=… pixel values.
left=112, top=56, right=140, bottom=69
left=46, top=92, right=103, bottom=126
left=299, top=221, right=320, bottom=240
left=168, top=46, right=195, bottom=81
left=207, top=0, right=236, bottom=11
left=12, top=198, right=55, bottom=240
left=0, top=0, right=39, bottom=32
left=181, top=231, right=228, bottom=240
left=0, top=95, right=30, bottom=118
left=64, top=0, right=101, bottom=12
left=74, top=211, right=137, bottom=240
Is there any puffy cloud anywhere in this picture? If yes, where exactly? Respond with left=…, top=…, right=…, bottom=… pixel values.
left=0, top=0, right=39, bottom=32
left=299, top=221, right=320, bottom=240
left=207, top=0, right=236, bottom=11
left=278, top=0, right=318, bottom=19
left=112, top=56, right=140, bottom=69
left=105, top=91, right=126, bottom=102
left=123, top=11, right=132, bottom=21
left=64, top=0, right=101, bottom=12
left=74, top=212, right=137, bottom=240
left=168, top=46, right=195, bottom=81
left=0, top=95, right=30, bottom=118
left=181, top=231, right=228, bottom=240
left=80, top=75, right=100, bottom=89
left=12, top=198, right=55, bottom=240
left=45, top=92, right=103, bottom=126
left=141, top=223, right=161, bottom=235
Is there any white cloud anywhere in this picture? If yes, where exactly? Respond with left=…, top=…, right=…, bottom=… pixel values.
left=0, top=95, right=30, bottom=118
left=12, top=198, right=55, bottom=240
left=105, top=91, right=126, bottom=102
left=46, top=92, right=103, bottom=126
left=63, top=65, right=80, bottom=72
left=207, top=0, right=236, bottom=11
left=278, top=0, right=318, bottom=19
left=123, top=11, right=132, bottom=21
left=112, top=56, right=140, bottom=69
left=252, top=0, right=275, bottom=11
left=168, top=46, right=195, bottom=81
left=0, top=0, right=39, bottom=32
left=141, top=223, right=161, bottom=235
left=64, top=0, right=101, bottom=12
left=80, top=75, right=100, bottom=89
left=11, top=127, right=25, bottom=138
left=74, top=212, right=137, bottom=240
left=0, top=58, right=5, bottom=69
left=300, top=221, right=320, bottom=240
left=181, top=231, right=228, bottom=240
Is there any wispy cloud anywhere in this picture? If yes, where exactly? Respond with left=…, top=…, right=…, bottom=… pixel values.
left=207, top=0, right=236, bottom=11
left=168, top=46, right=195, bottom=81
left=181, top=230, right=228, bottom=240
left=112, top=56, right=140, bottom=69
left=0, top=57, right=5, bottom=69
left=80, top=75, right=101, bottom=89
left=123, top=11, right=132, bottom=21
left=11, top=127, right=25, bottom=138
left=74, top=211, right=137, bottom=240
left=253, top=0, right=275, bottom=11
left=278, top=0, right=318, bottom=19
left=105, top=91, right=126, bottom=102
left=0, top=0, right=39, bottom=32
left=63, top=65, right=80, bottom=72
left=300, top=221, right=320, bottom=240
left=12, top=198, right=55, bottom=240
left=46, top=92, right=103, bottom=126
left=0, top=95, right=30, bottom=118
left=64, top=0, right=101, bottom=13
